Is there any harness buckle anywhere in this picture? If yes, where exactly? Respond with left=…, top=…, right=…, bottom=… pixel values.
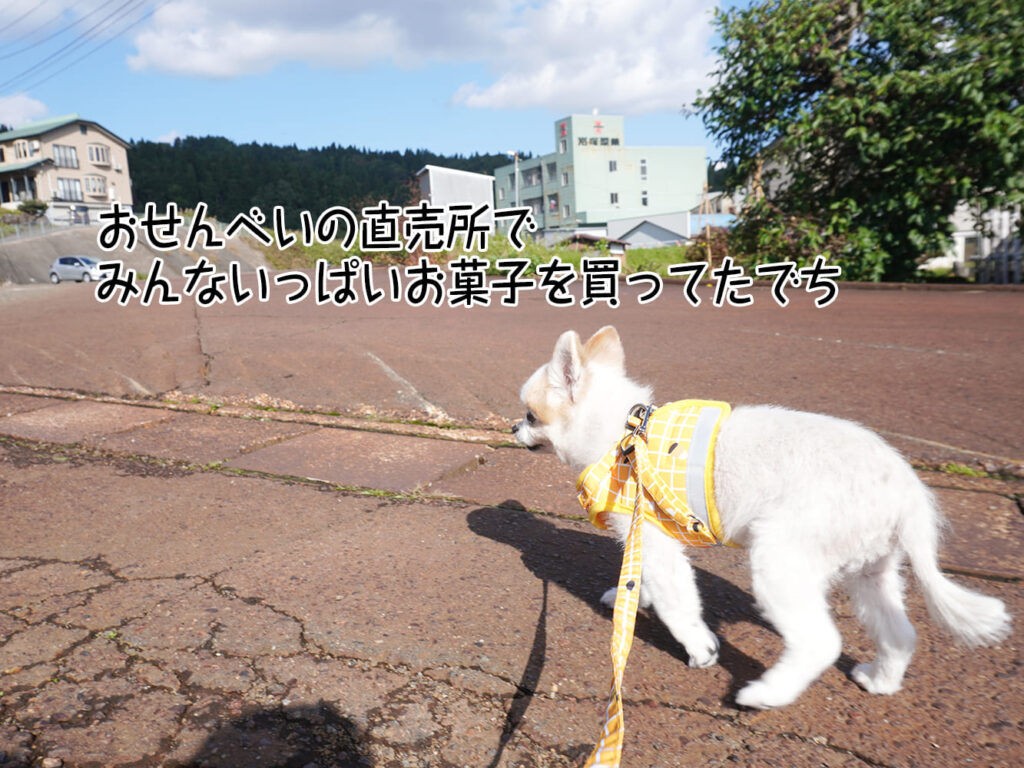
left=626, top=403, right=654, bottom=439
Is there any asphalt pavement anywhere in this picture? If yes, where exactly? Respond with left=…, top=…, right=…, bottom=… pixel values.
left=0, top=274, right=1021, bottom=768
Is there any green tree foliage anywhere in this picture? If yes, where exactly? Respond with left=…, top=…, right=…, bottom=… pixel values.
left=695, top=0, right=1024, bottom=280
left=129, top=137, right=519, bottom=230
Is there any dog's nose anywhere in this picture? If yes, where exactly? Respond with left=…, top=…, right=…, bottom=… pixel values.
left=511, top=421, right=520, bottom=434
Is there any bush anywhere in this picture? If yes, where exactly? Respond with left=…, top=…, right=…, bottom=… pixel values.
left=17, top=199, right=48, bottom=218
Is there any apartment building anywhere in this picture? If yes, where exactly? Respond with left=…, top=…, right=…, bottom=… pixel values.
left=494, top=114, right=705, bottom=240
left=0, top=113, right=133, bottom=223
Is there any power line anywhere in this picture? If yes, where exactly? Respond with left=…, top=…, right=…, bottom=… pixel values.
left=0, top=0, right=49, bottom=36
left=0, top=0, right=121, bottom=62
left=19, top=1, right=167, bottom=94
left=0, top=0, right=147, bottom=92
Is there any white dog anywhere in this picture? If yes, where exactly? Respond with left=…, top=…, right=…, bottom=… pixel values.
left=513, top=326, right=1010, bottom=709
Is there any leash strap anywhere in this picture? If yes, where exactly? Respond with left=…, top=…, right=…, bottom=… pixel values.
left=583, top=424, right=651, bottom=768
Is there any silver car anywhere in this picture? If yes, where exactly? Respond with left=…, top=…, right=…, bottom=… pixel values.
left=49, top=255, right=103, bottom=284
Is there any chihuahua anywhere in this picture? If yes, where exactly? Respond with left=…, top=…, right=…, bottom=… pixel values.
left=513, top=326, right=1010, bottom=709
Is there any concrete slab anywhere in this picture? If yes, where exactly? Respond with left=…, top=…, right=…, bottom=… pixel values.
left=88, top=411, right=319, bottom=465
left=227, top=426, right=491, bottom=492
left=0, top=448, right=1019, bottom=768
left=932, top=485, right=1024, bottom=579
left=0, top=400, right=173, bottom=443
left=0, top=393, right=53, bottom=417
left=424, top=445, right=581, bottom=516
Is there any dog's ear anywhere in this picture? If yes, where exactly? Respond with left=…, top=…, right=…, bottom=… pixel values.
left=549, top=330, right=583, bottom=401
left=582, top=325, right=624, bottom=372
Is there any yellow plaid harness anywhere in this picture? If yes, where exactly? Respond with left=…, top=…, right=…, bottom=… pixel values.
left=575, top=400, right=732, bottom=768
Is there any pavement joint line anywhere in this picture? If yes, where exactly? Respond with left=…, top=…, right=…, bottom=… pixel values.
left=0, top=384, right=514, bottom=446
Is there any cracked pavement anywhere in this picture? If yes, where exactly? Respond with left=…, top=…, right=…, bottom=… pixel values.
left=0, top=278, right=1022, bottom=767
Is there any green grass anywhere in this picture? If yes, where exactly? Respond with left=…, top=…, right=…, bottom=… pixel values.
left=255, top=229, right=704, bottom=277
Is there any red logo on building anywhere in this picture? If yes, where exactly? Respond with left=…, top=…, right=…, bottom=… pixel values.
left=560, top=122, right=567, bottom=136
left=593, top=120, right=603, bottom=134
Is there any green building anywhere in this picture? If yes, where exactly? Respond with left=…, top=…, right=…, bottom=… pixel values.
left=494, top=114, right=705, bottom=240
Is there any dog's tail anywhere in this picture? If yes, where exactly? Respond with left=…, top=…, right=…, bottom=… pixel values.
left=899, top=483, right=1011, bottom=647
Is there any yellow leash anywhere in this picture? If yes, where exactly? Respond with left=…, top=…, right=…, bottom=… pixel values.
left=579, top=401, right=731, bottom=768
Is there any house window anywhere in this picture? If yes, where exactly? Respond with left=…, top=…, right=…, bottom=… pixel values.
left=640, top=158, right=647, bottom=180
left=84, top=176, right=107, bottom=196
left=641, top=190, right=648, bottom=206
left=547, top=162, right=557, bottom=182
left=559, top=138, right=567, bottom=153
left=563, top=204, right=570, bottom=218
left=548, top=194, right=559, bottom=213
left=561, top=171, right=568, bottom=186
left=609, top=160, right=617, bottom=172
left=0, top=147, right=4, bottom=162
left=53, top=144, right=79, bottom=168
left=14, top=141, right=30, bottom=159
left=88, top=144, right=111, bottom=164
left=57, top=177, right=83, bottom=201
left=498, top=187, right=505, bottom=201
left=610, top=192, right=619, bottom=204
left=80, top=124, right=87, bottom=134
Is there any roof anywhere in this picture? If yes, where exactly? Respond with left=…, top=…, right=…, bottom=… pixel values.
left=0, top=113, right=128, bottom=147
left=415, top=164, right=495, bottom=181
left=0, top=157, right=54, bottom=175
left=560, top=232, right=629, bottom=247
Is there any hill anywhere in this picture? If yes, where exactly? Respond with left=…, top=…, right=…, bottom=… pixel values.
left=129, top=137, right=518, bottom=229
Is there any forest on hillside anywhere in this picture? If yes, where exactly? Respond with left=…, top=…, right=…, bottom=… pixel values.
left=128, top=136, right=520, bottom=229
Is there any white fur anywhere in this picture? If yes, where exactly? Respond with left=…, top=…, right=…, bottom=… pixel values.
left=514, top=326, right=1011, bottom=709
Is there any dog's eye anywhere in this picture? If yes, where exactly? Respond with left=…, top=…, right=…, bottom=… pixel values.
left=526, top=410, right=537, bottom=425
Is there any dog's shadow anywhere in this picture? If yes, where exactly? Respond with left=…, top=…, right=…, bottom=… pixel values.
left=468, top=503, right=777, bottom=698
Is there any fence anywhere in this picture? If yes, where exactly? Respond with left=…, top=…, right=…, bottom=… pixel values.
left=974, top=236, right=1022, bottom=284
left=0, top=217, right=58, bottom=243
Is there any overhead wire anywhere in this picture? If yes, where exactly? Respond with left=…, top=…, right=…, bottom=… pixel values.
left=18, top=1, right=168, bottom=94
left=0, top=0, right=149, bottom=93
left=0, top=0, right=121, bottom=62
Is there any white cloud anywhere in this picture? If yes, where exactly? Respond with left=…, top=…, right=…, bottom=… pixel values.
left=156, top=130, right=182, bottom=144
left=127, top=0, right=717, bottom=114
left=0, top=93, right=48, bottom=128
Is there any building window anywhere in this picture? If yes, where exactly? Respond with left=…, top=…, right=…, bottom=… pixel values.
left=609, top=160, right=617, bottom=172
left=561, top=171, right=568, bottom=186
left=559, top=138, right=567, bottom=153
left=84, top=176, right=107, bottom=196
left=57, top=177, right=83, bottom=201
left=80, top=124, right=87, bottom=135
left=0, top=147, right=4, bottom=162
left=548, top=194, right=559, bottom=213
left=547, top=162, right=557, bottom=183
left=610, top=192, right=619, bottom=205
left=88, top=144, right=111, bottom=164
left=641, top=191, right=648, bottom=206
left=53, top=144, right=79, bottom=168
left=640, top=158, right=647, bottom=180
left=563, top=204, right=570, bottom=218
left=497, top=187, right=505, bottom=201
left=14, top=141, right=31, bottom=159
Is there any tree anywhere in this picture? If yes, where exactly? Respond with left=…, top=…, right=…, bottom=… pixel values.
left=694, top=0, right=1024, bottom=280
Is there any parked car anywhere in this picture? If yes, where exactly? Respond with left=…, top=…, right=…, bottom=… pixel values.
left=49, top=256, right=103, bottom=284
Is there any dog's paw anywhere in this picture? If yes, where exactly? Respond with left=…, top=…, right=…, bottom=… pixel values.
left=600, top=586, right=652, bottom=610
left=735, top=680, right=797, bottom=710
left=684, top=627, right=720, bottom=668
left=851, top=662, right=902, bottom=695
left=600, top=587, right=618, bottom=609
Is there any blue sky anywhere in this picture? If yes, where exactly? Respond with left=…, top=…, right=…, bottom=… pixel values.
left=0, top=1, right=738, bottom=160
